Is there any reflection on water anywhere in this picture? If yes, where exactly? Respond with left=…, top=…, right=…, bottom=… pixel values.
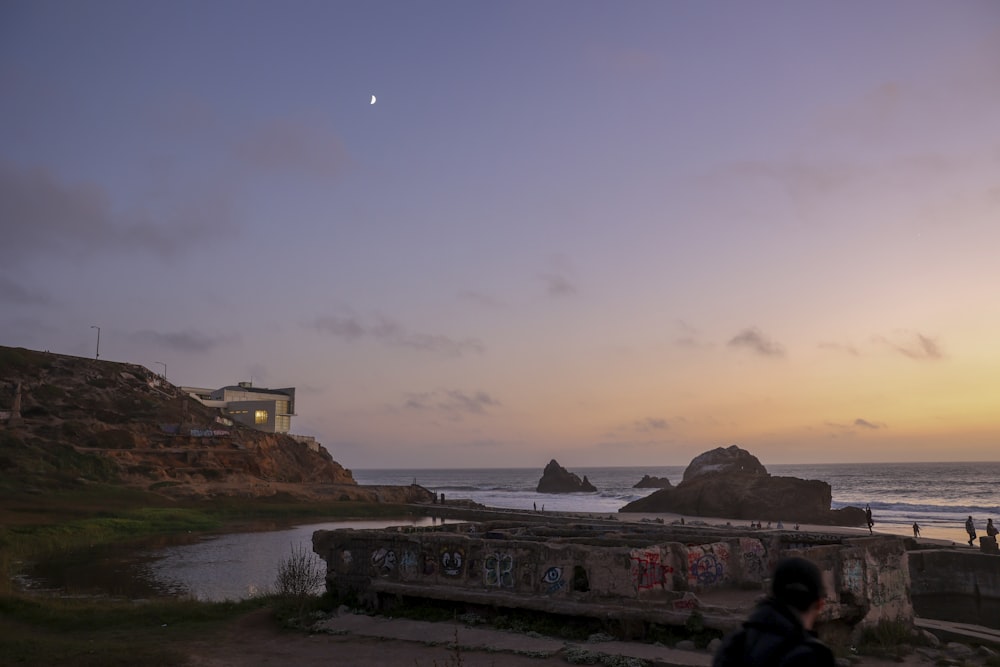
left=21, top=517, right=453, bottom=601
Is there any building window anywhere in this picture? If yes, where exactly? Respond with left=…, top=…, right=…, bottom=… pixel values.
left=275, top=415, right=290, bottom=432
left=255, top=410, right=268, bottom=424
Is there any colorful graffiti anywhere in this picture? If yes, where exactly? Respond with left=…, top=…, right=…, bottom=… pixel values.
left=189, top=428, right=230, bottom=437
left=371, top=547, right=397, bottom=575
left=423, top=552, right=436, bottom=576
left=484, top=551, right=515, bottom=588
left=441, top=549, right=464, bottom=577
left=399, top=550, right=419, bottom=577
left=738, top=537, right=766, bottom=582
left=541, top=566, right=565, bottom=594
left=630, top=547, right=675, bottom=592
left=687, top=542, right=730, bottom=587
left=672, top=592, right=700, bottom=610
left=842, top=559, right=864, bottom=596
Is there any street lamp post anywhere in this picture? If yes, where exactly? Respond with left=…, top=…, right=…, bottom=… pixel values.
left=90, top=325, right=101, bottom=360
left=155, top=361, right=166, bottom=382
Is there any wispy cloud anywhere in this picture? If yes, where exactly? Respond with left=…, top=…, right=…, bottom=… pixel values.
left=819, top=341, right=860, bottom=356
left=875, top=331, right=943, bottom=360
left=674, top=320, right=710, bottom=348
left=0, top=162, right=232, bottom=264
left=131, top=329, right=241, bottom=353
left=0, top=275, right=52, bottom=306
left=634, top=417, right=669, bottom=432
left=597, top=439, right=670, bottom=450
left=232, top=119, right=351, bottom=179
left=309, top=315, right=484, bottom=357
left=458, top=290, right=506, bottom=308
left=402, top=389, right=501, bottom=421
left=728, top=327, right=785, bottom=358
left=824, top=418, right=887, bottom=434
left=539, top=272, right=577, bottom=297
left=453, top=438, right=503, bottom=449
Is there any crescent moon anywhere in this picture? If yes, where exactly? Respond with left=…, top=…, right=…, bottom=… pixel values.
left=370, top=94, right=376, bottom=105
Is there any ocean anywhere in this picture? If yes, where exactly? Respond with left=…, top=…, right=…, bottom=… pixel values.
left=354, top=462, right=1000, bottom=544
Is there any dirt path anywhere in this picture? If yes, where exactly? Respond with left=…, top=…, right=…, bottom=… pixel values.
left=182, top=609, right=571, bottom=667
left=182, top=609, right=939, bottom=667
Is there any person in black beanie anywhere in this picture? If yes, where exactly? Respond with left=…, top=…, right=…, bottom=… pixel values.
left=712, top=556, right=835, bottom=666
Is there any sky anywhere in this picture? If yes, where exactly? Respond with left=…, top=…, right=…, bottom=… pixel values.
left=2, top=1, right=999, bottom=470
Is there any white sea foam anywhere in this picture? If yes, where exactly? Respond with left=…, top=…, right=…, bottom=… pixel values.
left=355, top=461, right=1000, bottom=537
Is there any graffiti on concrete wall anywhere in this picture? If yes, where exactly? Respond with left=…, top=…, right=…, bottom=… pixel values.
left=738, top=537, right=766, bottom=582
left=440, top=548, right=464, bottom=577
left=869, top=566, right=906, bottom=607
left=541, top=566, right=565, bottom=594
left=484, top=551, right=515, bottom=588
left=422, top=552, right=437, bottom=576
left=371, top=547, right=397, bottom=575
left=672, top=592, right=700, bottom=610
left=189, top=428, right=230, bottom=437
left=687, top=542, right=731, bottom=587
left=630, top=547, right=675, bottom=592
left=399, top=550, right=419, bottom=578
left=340, top=550, right=353, bottom=566
left=842, top=559, right=864, bottom=597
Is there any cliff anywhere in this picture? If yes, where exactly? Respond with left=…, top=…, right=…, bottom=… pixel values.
left=0, top=346, right=378, bottom=501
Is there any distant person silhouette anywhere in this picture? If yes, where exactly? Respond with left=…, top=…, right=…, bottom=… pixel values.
left=865, top=504, right=873, bottom=534
left=987, top=518, right=998, bottom=539
left=912, top=522, right=920, bottom=538
left=966, top=516, right=977, bottom=546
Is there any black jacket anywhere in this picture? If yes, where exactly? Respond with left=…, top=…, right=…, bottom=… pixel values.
left=712, top=598, right=835, bottom=667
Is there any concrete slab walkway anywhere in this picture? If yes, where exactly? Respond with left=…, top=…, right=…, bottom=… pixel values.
left=916, top=617, right=1000, bottom=649
left=314, top=612, right=713, bottom=666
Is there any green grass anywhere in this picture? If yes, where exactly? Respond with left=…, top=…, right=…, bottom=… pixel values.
left=0, top=477, right=427, bottom=594
left=0, top=594, right=266, bottom=667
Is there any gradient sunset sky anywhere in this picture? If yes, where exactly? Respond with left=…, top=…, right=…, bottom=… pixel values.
left=3, top=1, right=999, bottom=469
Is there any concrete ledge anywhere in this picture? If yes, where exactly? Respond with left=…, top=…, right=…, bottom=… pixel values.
left=916, top=618, right=1000, bottom=649
left=369, top=580, right=747, bottom=632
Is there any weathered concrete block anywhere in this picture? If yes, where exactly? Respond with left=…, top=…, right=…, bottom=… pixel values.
left=313, top=520, right=912, bottom=632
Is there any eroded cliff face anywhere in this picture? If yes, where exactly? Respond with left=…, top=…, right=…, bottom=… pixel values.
left=0, top=346, right=358, bottom=498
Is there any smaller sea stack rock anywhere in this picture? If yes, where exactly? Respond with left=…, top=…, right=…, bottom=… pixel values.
left=633, top=474, right=672, bottom=489
left=536, top=459, right=597, bottom=493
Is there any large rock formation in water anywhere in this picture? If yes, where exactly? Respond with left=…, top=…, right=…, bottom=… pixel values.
left=536, top=459, right=597, bottom=493
left=620, top=445, right=866, bottom=526
left=682, top=445, right=767, bottom=481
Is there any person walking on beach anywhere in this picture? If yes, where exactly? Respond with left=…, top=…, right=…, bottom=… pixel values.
left=912, top=522, right=920, bottom=538
left=713, top=556, right=835, bottom=667
left=865, top=504, right=873, bottom=535
left=965, top=516, right=977, bottom=546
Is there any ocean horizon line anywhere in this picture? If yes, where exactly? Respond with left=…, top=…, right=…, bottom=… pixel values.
left=354, top=460, right=1000, bottom=472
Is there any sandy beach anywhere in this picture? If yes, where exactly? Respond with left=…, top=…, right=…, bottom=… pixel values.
left=610, top=509, right=965, bottom=548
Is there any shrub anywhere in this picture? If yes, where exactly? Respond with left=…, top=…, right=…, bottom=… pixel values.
left=274, top=543, right=326, bottom=599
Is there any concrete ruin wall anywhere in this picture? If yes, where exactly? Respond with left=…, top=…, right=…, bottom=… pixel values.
left=908, top=549, right=1000, bottom=629
left=313, top=521, right=912, bottom=631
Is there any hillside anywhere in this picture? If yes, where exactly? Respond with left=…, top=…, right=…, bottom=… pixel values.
left=0, top=346, right=422, bottom=503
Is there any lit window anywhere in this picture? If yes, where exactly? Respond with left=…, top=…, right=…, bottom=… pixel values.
left=255, top=410, right=268, bottom=424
